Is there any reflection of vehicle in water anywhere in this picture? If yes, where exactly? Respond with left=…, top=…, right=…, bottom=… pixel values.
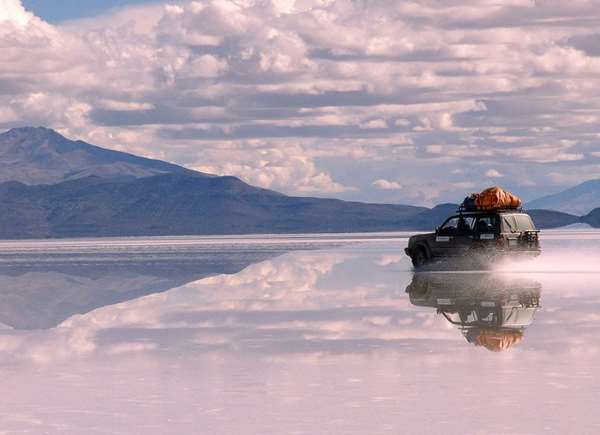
left=406, top=272, right=541, bottom=352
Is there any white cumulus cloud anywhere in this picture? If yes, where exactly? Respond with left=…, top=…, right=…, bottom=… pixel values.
left=1, top=0, right=600, bottom=205
left=485, top=169, right=504, bottom=178
left=0, top=0, right=31, bottom=27
left=373, top=179, right=403, bottom=190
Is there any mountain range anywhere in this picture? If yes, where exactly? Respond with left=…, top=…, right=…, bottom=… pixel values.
left=0, top=126, right=596, bottom=238
left=527, top=179, right=600, bottom=215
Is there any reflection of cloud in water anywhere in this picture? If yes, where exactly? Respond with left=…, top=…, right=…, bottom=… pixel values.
left=86, top=251, right=457, bottom=356
left=1, top=235, right=600, bottom=434
left=0, top=250, right=284, bottom=330
left=0, top=236, right=599, bottom=365
left=0, top=250, right=458, bottom=363
left=375, top=255, right=405, bottom=267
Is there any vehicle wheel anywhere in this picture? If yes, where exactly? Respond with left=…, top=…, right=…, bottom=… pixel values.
left=411, top=247, right=428, bottom=268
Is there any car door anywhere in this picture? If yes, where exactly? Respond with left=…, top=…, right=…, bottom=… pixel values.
left=474, top=215, right=498, bottom=245
left=431, top=216, right=459, bottom=257
left=453, top=216, right=475, bottom=255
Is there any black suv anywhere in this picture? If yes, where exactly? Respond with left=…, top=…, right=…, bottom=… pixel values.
left=405, top=210, right=540, bottom=267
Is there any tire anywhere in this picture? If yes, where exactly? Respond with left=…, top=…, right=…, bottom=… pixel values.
left=411, top=247, right=428, bottom=268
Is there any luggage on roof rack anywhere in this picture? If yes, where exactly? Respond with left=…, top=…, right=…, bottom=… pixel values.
left=461, top=186, right=522, bottom=211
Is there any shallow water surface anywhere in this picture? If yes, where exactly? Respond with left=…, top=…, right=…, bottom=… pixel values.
left=0, top=231, right=599, bottom=434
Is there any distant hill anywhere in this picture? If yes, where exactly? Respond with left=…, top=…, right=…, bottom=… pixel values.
left=0, top=170, right=581, bottom=238
left=527, top=179, right=600, bottom=215
left=404, top=203, right=459, bottom=230
left=0, top=126, right=592, bottom=238
left=0, top=127, right=207, bottom=185
left=582, top=208, right=600, bottom=227
left=527, top=209, right=580, bottom=229
left=0, top=174, right=427, bottom=238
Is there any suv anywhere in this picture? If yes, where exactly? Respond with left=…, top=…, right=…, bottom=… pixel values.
left=405, top=210, right=540, bottom=267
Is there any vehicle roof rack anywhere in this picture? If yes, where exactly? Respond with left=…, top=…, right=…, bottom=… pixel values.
left=457, top=206, right=523, bottom=214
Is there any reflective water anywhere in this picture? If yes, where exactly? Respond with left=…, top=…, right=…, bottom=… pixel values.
left=0, top=231, right=599, bottom=434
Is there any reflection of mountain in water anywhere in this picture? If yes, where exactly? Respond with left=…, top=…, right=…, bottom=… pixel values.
left=0, top=250, right=283, bottom=330
left=406, top=273, right=542, bottom=352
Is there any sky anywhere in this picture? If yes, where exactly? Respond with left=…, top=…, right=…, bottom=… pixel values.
left=1, top=0, right=600, bottom=205
left=21, top=0, right=158, bottom=22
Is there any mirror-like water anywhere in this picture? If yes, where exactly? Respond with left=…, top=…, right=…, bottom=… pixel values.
left=0, top=231, right=598, bottom=434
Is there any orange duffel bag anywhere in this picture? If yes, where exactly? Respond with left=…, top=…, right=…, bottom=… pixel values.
left=472, top=186, right=522, bottom=210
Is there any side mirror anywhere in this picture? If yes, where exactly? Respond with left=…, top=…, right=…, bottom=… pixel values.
left=435, top=226, right=440, bottom=233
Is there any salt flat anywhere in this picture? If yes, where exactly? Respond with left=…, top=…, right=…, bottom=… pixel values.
left=0, top=231, right=598, bottom=434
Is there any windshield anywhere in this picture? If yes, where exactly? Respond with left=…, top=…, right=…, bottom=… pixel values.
left=439, top=216, right=477, bottom=235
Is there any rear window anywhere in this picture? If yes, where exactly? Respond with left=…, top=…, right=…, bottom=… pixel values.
left=503, top=214, right=536, bottom=232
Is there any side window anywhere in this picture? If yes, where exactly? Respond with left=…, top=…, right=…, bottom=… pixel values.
left=503, top=215, right=518, bottom=233
left=458, top=216, right=475, bottom=234
left=515, top=215, right=535, bottom=231
left=439, top=217, right=459, bottom=235
left=475, top=216, right=497, bottom=233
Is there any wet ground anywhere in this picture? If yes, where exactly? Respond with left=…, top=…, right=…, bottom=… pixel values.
left=0, top=230, right=599, bottom=434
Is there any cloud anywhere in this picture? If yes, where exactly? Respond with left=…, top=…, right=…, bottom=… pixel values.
left=566, top=33, right=600, bottom=57
left=373, top=179, right=402, bottom=190
left=2, top=0, right=600, bottom=205
left=0, top=0, right=31, bottom=27
left=485, top=169, right=504, bottom=178
left=193, top=145, right=352, bottom=194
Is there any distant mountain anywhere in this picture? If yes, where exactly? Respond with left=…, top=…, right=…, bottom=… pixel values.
left=582, top=208, right=600, bottom=227
left=0, top=174, right=427, bottom=238
left=0, top=127, right=591, bottom=238
left=527, top=209, right=580, bottom=229
left=404, top=203, right=459, bottom=230
left=0, top=169, right=580, bottom=238
left=0, top=127, right=208, bottom=185
left=527, top=179, right=600, bottom=215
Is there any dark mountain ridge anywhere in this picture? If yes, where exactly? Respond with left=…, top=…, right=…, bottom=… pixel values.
left=0, top=172, right=587, bottom=239
left=0, top=173, right=427, bottom=238
left=582, top=208, right=600, bottom=227
left=0, top=126, right=594, bottom=238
